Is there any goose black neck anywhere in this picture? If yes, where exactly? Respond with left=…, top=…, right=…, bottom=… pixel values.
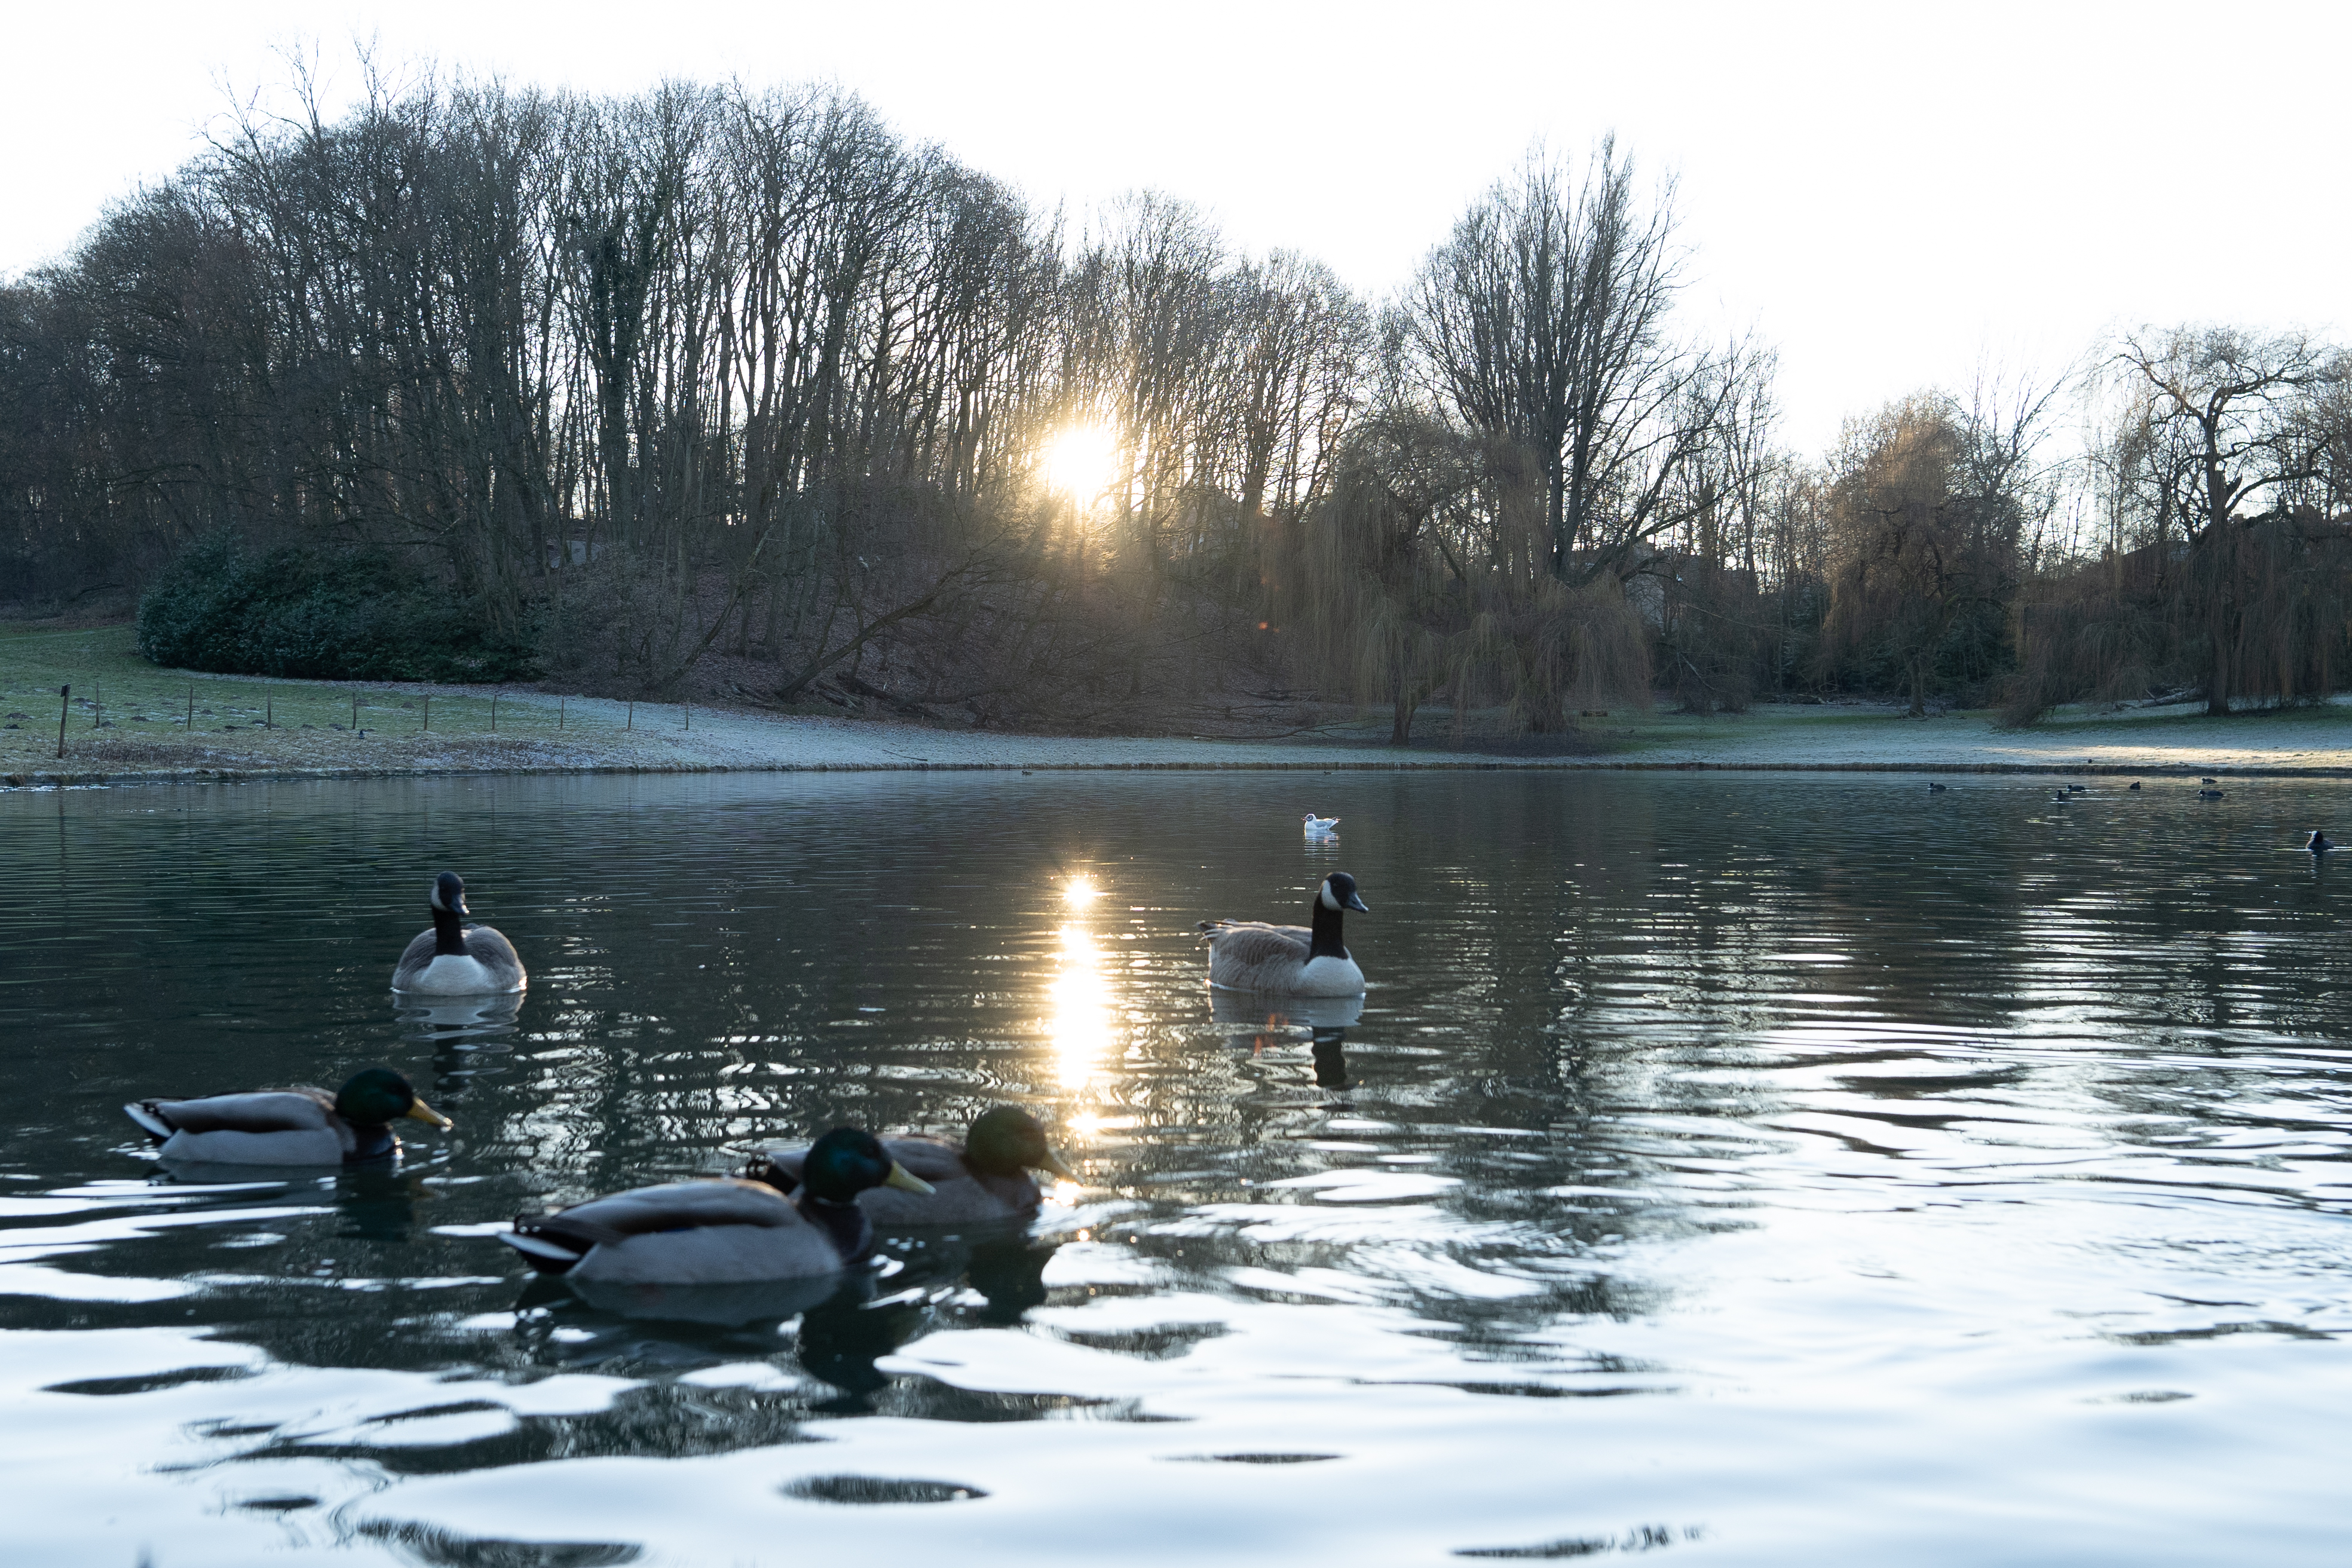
left=1308, top=898, right=1350, bottom=960
left=431, top=905, right=468, bottom=957
left=797, top=1194, right=873, bottom=1262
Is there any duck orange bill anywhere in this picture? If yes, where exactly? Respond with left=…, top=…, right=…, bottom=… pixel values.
left=884, top=1162, right=935, bottom=1195
left=1042, top=1150, right=1080, bottom=1181
left=404, top=1099, right=454, bottom=1130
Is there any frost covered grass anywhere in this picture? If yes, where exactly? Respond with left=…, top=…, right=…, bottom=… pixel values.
left=9, top=621, right=2352, bottom=785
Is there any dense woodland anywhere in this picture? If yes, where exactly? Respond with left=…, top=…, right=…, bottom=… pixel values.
left=4, top=73, right=2350, bottom=734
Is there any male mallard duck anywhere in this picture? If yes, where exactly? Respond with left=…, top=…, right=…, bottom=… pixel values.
left=1199, top=872, right=1369, bottom=996
left=393, top=871, right=526, bottom=995
left=497, top=1128, right=933, bottom=1285
left=123, top=1068, right=449, bottom=1165
left=751, top=1107, right=1077, bottom=1228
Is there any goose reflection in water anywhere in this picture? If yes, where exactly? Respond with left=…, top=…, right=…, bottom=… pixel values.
left=1211, top=989, right=1365, bottom=1091
left=396, top=990, right=524, bottom=1042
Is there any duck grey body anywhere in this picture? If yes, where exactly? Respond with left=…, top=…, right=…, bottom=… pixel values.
left=498, top=1128, right=933, bottom=1285
left=523, top=1180, right=848, bottom=1285
left=393, top=871, right=526, bottom=995
left=123, top=1070, right=449, bottom=1166
left=755, top=1107, right=1076, bottom=1227
left=1202, top=873, right=1369, bottom=996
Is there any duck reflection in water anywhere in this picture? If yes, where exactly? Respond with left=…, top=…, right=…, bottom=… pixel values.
left=800, top=1234, right=1059, bottom=1412
left=519, top=1231, right=1059, bottom=1409
left=1212, top=988, right=1365, bottom=1092
left=337, top=1166, right=428, bottom=1242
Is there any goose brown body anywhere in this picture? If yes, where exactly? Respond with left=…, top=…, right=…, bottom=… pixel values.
left=1201, top=873, right=1369, bottom=996
left=392, top=872, right=526, bottom=995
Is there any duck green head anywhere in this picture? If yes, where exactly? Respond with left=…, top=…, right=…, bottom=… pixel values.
left=966, top=1107, right=1079, bottom=1181
left=333, top=1068, right=451, bottom=1131
left=802, top=1128, right=934, bottom=1205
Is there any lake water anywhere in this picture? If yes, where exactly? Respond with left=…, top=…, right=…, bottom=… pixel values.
left=2, top=770, right=2347, bottom=1566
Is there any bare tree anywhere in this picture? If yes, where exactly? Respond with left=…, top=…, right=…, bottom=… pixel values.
left=2110, top=326, right=2344, bottom=713
left=1405, top=140, right=1742, bottom=587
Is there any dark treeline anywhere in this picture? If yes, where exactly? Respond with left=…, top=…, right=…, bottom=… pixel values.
left=4, top=71, right=2349, bottom=731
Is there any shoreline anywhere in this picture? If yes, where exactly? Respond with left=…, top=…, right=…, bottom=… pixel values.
left=11, top=754, right=2352, bottom=791
left=13, top=624, right=2352, bottom=788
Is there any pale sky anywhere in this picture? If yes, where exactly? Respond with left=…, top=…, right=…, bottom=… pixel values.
left=7, top=1, right=2344, bottom=457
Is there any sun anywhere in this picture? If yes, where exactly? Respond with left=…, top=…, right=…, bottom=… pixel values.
left=1042, top=422, right=1120, bottom=504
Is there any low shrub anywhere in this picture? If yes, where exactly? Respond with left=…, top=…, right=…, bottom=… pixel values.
left=136, top=536, right=537, bottom=682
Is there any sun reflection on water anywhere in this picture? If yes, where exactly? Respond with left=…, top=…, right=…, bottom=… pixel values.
left=1046, top=914, right=1113, bottom=1090
left=1046, top=873, right=1114, bottom=1091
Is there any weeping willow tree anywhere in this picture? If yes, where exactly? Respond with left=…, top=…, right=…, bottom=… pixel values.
left=1813, top=388, right=2053, bottom=714
left=1287, top=411, right=1650, bottom=743
left=2006, top=330, right=2352, bottom=723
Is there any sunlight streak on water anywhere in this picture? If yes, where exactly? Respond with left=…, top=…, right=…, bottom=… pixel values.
left=1046, top=916, right=1113, bottom=1092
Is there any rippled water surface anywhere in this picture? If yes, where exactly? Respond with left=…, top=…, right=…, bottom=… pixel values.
left=3, top=771, right=2348, bottom=1566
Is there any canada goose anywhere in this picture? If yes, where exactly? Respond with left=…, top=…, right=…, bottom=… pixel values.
left=2198, top=789, right=2225, bottom=800
left=393, top=871, right=526, bottom=995
left=123, top=1068, right=449, bottom=1165
left=1927, top=782, right=1948, bottom=792
left=2308, top=830, right=2334, bottom=852
left=498, top=1128, right=933, bottom=1285
left=1199, top=872, right=1370, bottom=996
left=751, top=1107, right=1077, bottom=1228
left=1303, top=813, right=1340, bottom=833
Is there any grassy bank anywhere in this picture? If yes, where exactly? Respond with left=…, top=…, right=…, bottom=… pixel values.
left=10, top=621, right=2352, bottom=786
left=0, top=624, right=666, bottom=781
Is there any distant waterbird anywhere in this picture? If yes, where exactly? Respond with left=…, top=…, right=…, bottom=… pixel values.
left=1303, top=813, right=1340, bottom=833
left=393, top=871, right=526, bottom=995
left=1927, top=782, right=1948, bottom=792
left=2308, top=830, right=2334, bottom=852
left=2128, top=781, right=2142, bottom=791
left=2198, top=789, right=2225, bottom=800
left=1200, top=872, right=1369, bottom=996
left=124, top=1068, right=448, bottom=1165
